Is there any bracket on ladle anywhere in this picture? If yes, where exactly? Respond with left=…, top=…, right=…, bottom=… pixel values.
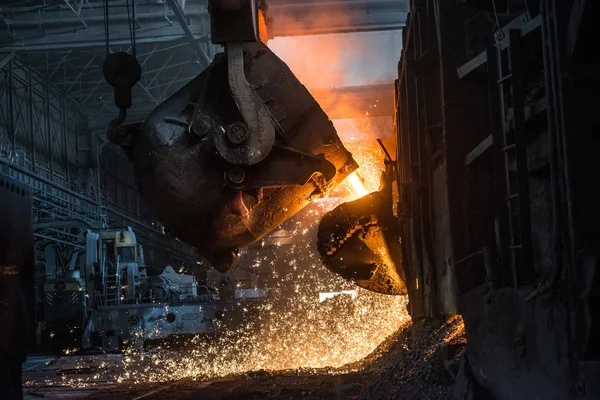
left=208, top=0, right=277, bottom=166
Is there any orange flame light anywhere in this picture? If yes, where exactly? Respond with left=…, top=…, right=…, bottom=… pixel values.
left=346, top=172, right=369, bottom=200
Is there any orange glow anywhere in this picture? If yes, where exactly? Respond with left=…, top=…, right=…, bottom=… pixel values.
left=269, top=25, right=394, bottom=202
left=23, top=9, right=407, bottom=391
left=336, top=121, right=387, bottom=198
left=258, top=10, right=269, bottom=44
left=346, top=172, right=368, bottom=199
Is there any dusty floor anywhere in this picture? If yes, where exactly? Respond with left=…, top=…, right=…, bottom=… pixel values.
left=22, top=316, right=465, bottom=400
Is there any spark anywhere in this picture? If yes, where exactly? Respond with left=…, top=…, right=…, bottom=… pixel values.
left=26, top=192, right=409, bottom=388
left=26, top=54, right=406, bottom=391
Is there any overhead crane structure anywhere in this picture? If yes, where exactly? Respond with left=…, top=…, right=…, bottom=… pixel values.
left=1, top=1, right=406, bottom=131
left=0, top=0, right=407, bottom=51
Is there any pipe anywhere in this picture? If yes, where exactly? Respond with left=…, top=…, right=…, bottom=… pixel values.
left=544, top=0, right=563, bottom=295
left=34, top=219, right=100, bottom=230
left=526, top=0, right=562, bottom=301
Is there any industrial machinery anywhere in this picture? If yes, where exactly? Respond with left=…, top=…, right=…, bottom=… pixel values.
left=102, top=0, right=403, bottom=295
left=206, top=267, right=273, bottom=300
left=101, top=0, right=600, bottom=397
left=318, top=151, right=406, bottom=295
left=42, top=279, right=85, bottom=352
left=77, top=227, right=265, bottom=352
left=0, top=174, right=35, bottom=399
left=103, top=0, right=358, bottom=275
left=38, top=225, right=267, bottom=353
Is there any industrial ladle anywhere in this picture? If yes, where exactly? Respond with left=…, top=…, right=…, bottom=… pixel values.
left=100, top=0, right=406, bottom=295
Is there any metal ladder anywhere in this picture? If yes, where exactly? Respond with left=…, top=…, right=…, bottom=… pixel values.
left=102, top=255, right=121, bottom=305
left=487, top=26, right=534, bottom=287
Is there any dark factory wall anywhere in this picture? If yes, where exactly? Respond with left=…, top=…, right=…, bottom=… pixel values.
left=0, top=52, right=200, bottom=287
left=396, top=0, right=600, bottom=398
left=99, top=144, right=148, bottom=219
left=0, top=57, right=89, bottom=192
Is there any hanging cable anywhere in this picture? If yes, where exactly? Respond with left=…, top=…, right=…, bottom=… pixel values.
left=126, top=0, right=134, bottom=53
left=490, top=0, right=500, bottom=31
left=104, top=0, right=110, bottom=55
left=132, top=0, right=136, bottom=57
left=125, top=0, right=138, bottom=57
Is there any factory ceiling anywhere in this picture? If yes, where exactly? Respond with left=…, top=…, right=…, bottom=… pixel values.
left=0, top=0, right=407, bottom=139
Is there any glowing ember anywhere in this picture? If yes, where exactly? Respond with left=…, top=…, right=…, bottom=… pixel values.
left=330, top=118, right=391, bottom=203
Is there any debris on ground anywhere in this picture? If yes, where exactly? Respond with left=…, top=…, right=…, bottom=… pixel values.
left=32, top=316, right=465, bottom=399
left=359, top=315, right=466, bottom=400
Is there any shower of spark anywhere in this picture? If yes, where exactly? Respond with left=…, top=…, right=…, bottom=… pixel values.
left=26, top=21, right=408, bottom=389
left=332, top=118, right=390, bottom=200
left=108, top=106, right=407, bottom=380
left=27, top=132, right=408, bottom=387
left=107, top=170, right=409, bottom=383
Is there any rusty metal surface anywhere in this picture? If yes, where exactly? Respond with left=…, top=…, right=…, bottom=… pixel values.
left=318, top=181, right=407, bottom=296
left=125, top=42, right=356, bottom=272
left=88, top=299, right=268, bottom=353
left=213, top=42, right=276, bottom=166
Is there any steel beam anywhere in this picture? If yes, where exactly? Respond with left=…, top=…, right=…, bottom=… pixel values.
left=48, top=51, right=71, bottom=78
left=66, top=54, right=97, bottom=91
left=2, top=26, right=210, bottom=51
left=0, top=28, right=210, bottom=52
left=45, top=54, right=53, bottom=176
left=34, top=232, right=86, bottom=249
left=2, top=1, right=407, bottom=52
left=138, top=82, right=159, bottom=105
left=156, top=67, right=186, bottom=100
left=164, top=0, right=211, bottom=66
left=311, top=83, right=395, bottom=118
left=4, top=1, right=407, bottom=32
left=63, top=0, right=88, bottom=29
left=268, top=0, right=408, bottom=35
left=0, top=52, right=15, bottom=69
left=457, top=15, right=541, bottom=79
left=34, top=219, right=98, bottom=230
